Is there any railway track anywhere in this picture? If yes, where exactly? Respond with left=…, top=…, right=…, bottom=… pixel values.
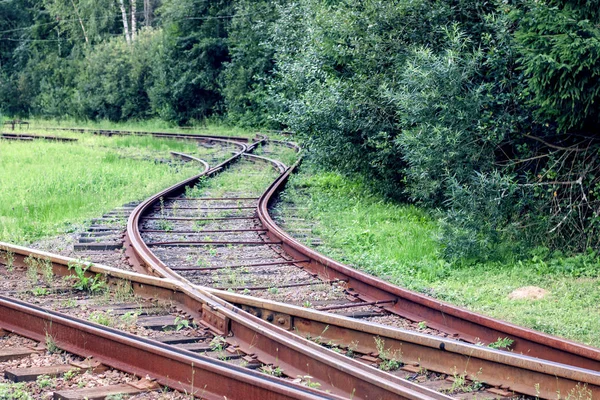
left=2, top=128, right=600, bottom=398
left=0, top=243, right=448, bottom=400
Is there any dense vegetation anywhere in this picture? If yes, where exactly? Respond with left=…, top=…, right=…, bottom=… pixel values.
left=2, top=0, right=600, bottom=260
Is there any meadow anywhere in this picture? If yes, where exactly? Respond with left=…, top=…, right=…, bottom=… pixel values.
left=279, top=165, right=600, bottom=347
left=0, top=128, right=203, bottom=243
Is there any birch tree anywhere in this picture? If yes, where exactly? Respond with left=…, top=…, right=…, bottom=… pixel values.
left=130, top=0, right=137, bottom=41
left=143, top=0, right=152, bottom=26
left=118, top=0, right=131, bottom=44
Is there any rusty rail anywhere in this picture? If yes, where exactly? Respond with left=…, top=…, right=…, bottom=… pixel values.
left=4, top=239, right=600, bottom=399
left=121, top=137, right=600, bottom=398
left=0, top=296, right=338, bottom=400
left=122, top=138, right=452, bottom=399
left=0, top=242, right=449, bottom=400
left=257, top=159, right=600, bottom=372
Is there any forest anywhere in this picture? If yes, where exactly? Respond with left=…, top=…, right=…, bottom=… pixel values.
left=2, top=0, right=600, bottom=261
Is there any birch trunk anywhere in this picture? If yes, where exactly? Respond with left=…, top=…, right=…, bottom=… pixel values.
left=130, top=0, right=137, bottom=41
left=118, top=0, right=131, bottom=44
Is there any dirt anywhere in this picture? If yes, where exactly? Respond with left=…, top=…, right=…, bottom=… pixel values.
left=508, top=286, right=550, bottom=300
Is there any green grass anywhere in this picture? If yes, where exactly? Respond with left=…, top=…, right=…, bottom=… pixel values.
left=277, top=165, right=600, bottom=347
left=0, top=132, right=202, bottom=243
left=187, top=158, right=280, bottom=198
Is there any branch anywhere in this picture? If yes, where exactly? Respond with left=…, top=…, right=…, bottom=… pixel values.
left=523, top=134, right=586, bottom=152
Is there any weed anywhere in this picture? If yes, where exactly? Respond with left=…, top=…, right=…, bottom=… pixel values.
left=260, top=365, right=284, bottom=377
left=31, top=287, right=49, bottom=296
left=41, top=258, right=54, bottom=285
left=209, top=336, right=227, bottom=352
left=564, top=383, right=593, bottom=400
left=45, top=333, right=61, bottom=354
left=119, top=311, right=139, bottom=329
left=345, top=341, right=359, bottom=358
left=24, top=256, right=40, bottom=286
left=450, top=372, right=467, bottom=392
left=36, top=375, right=55, bottom=389
left=297, top=375, right=321, bottom=389
left=195, top=257, right=208, bottom=268
left=67, top=261, right=107, bottom=293
left=174, top=316, right=190, bottom=331
left=0, top=382, right=33, bottom=399
left=105, top=395, right=125, bottom=400
left=302, top=300, right=312, bottom=308
left=448, top=368, right=484, bottom=393
left=61, top=298, right=77, bottom=308
left=488, top=337, right=514, bottom=350
left=268, top=287, right=279, bottom=295
left=0, top=247, right=15, bottom=271
left=374, top=337, right=402, bottom=371
left=158, top=219, right=174, bottom=231
left=63, top=368, right=80, bottom=381
left=417, top=321, right=427, bottom=330
left=89, top=310, right=115, bottom=327
left=112, top=280, right=135, bottom=303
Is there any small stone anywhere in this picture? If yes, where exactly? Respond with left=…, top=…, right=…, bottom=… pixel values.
left=508, top=286, right=549, bottom=300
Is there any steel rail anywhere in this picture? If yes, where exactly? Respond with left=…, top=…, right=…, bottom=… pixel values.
left=123, top=142, right=600, bottom=398
left=3, top=242, right=599, bottom=399
left=0, top=243, right=449, bottom=400
left=122, top=139, right=451, bottom=399
left=257, top=159, right=600, bottom=372
left=0, top=296, right=340, bottom=400
left=0, top=296, right=341, bottom=400
left=125, top=139, right=248, bottom=275
left=170, top=151, right=210, bottom=171
left=210, top=289, right=600, bottom=399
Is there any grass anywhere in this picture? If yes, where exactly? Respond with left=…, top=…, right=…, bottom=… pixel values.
left=0, top=130, right=201, bottom=243
left=277, top=165, right=600, bottom=347
left=186, top=158, right=280, bottom=198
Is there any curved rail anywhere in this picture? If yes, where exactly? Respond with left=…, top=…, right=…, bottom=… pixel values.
left=211, top=289, right=600, bottom=399
left=3, top=241, right=600, bottom=399
left=170, top=151, right=211, bottom=172
left=43, top=126, right=255, bottom=143
left=125, top=138, right=249, bottom=275
left=0, top=295, right=335, bottom=400
left=257, top=159, right=600, bottom=372
left=0, top=242, right=448, bottom=400
left=123, top=138, right=452, bottom=399
left=122, top=138, right=600, bottom=399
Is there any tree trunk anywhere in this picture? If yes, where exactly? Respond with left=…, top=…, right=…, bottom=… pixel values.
left=118, top=0, right=131, bottom=44
left=70, top=0, right=89, bottom=44
left=143, top=0, right=151, bottom=27
left=130, top=0, right=137, bottom=41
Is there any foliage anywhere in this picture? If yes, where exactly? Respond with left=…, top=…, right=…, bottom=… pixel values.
left=0, top=382, right=33, bottom=400
left=1, top=0, right=600, bottom=255
left=513, top=0, right=600, bottom=132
